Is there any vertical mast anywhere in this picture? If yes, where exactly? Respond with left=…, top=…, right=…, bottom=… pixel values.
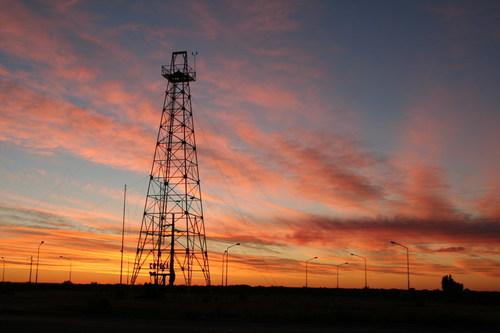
left=120, top=184, right=126, bottom=285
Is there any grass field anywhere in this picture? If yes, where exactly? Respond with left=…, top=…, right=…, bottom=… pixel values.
left=1, top=283, right=499, bottom=332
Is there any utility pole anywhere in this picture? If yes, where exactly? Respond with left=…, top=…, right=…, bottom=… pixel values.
left=390, top=241, right=410, bottom=290
left=120, top=184, right=127, bottom=285
left=29, top=256, right=33, bottom=283
left=59, top=256, right=72, bottom=283
left=335, top=262, right=348, bottom=289
left=169, top=213, right=176, bottom=286
left=221, top=251, right=226, bottom=286
left=1, top=257, right=5, bottom=282
left=35, top=241, right=44, bottom=284
left=350, top=252, right=367, bottom=289
left=305, top=256, right=318, bottom=288
left=224, top=243, right=240, bottom=286
left=127, top=258, right=130, bottom=285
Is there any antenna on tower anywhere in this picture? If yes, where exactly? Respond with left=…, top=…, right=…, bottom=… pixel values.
left=192, top=51, right=198, bottom=73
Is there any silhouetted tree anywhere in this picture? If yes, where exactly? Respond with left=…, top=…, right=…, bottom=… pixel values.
left=441, top=274, right=464, bottom=293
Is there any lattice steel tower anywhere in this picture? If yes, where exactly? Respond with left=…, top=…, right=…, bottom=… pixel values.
left=131, top=51, right=210, bottom=286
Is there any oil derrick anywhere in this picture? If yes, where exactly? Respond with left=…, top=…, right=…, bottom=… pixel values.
left=131, top=51, right=210, bottom=286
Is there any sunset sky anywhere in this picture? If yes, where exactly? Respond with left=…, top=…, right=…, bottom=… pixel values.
left=0, top=0, right=499, bottom=290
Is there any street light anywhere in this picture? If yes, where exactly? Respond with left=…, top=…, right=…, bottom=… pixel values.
left=335, top=262, right=348, bottom=289
left=29, top=256, right=33, bottom=283
left=1, top=257, right=5, bottom=282
left=222, top=242, right=240, bottom=286
left=390, top=240, right=410, bottom=290
left=59, top=256, right=72, bottom=283
left=221, top=251, right=225, bottom=286
left=35, top=241, right=44, bottom=284
left=305, top=256, right=318, bottom=288
left=350, top=252, right=367, bottom=289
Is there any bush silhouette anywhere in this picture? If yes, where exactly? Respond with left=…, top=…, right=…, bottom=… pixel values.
left=441, top=274, right=464, bottom=293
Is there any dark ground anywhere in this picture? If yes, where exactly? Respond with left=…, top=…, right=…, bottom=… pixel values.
left=0, top=283, right=499, bottom=332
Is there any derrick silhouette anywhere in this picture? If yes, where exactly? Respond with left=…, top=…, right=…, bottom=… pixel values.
left=131, top=51, right=210, bottom=286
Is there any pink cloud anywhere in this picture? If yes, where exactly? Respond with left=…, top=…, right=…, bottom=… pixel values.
left=390, top=164, right=458, bottom=220
left=0, top=1, right=77, bottom=66
left=476, top=188, right=500, bottom=219
left=189, top=1, right=223, bottom=40
left=0, top=80, right=152, bottom=172
left=232, top=0, right=300, bottom=33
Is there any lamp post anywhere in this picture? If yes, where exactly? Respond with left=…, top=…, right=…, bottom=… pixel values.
left=1, top=257, right=5, bottom=282
left=59, top=256, right=72, bottom=283
left=35, top=241, right=44, bottom=284
left=221, top=251, right=226, bottom=286
left=223, top=243, right=240, bottom=286
left=390, top=240, right=410, bottom=290
left=305, top=256, right=318, bottom=288
left=335, top=262, right=348, bottom=289
left=127, top=258, right=130, bottom=285
left=350, top=252, right=367, bottom=288
left=29, top=256, right=33, bottom=283
left=120, top=184, right=127, bottom=285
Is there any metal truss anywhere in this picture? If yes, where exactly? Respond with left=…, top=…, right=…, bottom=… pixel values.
left=131, top=51, right=210, bottom=286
